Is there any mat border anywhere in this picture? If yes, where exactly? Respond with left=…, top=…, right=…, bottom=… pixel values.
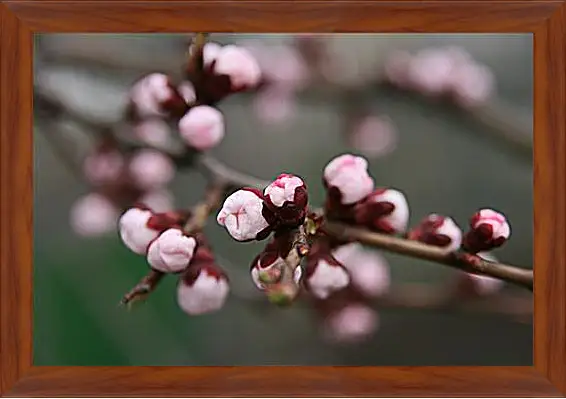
left=1, top=1, right=564, bottom=396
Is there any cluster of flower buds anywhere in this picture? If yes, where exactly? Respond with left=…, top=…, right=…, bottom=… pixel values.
left=118, top=206, right=229, bottom=315
left=217, top=173, right=309, bottom=242
left=383, top=46, right=495, bottom=107
left=323, top=154, right=410, bottom=235
left=71, top=139, right=175, bottom=237
left=187, top=41, right=262, bottom=105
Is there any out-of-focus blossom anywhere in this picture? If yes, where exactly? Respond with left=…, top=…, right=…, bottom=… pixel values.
left=83, top=150, right=124, bottom=186
left=178, top=105, right=225, bottom=150
left=323, top=154, right=375, bottom=205
left=128, top=73, right=186, bottom=118
left=355, top=188, right=409, bottom=234
left=128, top=150, right=175, bottom=190
left=147, top=228, right=197, bottom=273
left=139, top=190, right=174, bottom=213
left=212, top=45, right=262, bottom=91
left=253, top=87, right=297, bottom=126
left=304, top=255, right=350, bottom=299
left=348, top=115, right=398, bottom=158
left=450, top=62, right=495, bottom=107
left=177, top=81, right=197, bottom=104
left=407, top=48, right=458, bottom=96
left=463, top=208, right=510, bottom=253
left=324, top=304, right=379, bottom=343
left=70, top=193, right=119, bottom=237
left=216, top=189, right=271, bottom=242
left=459, top=252, right=505, bottom=296
left=383, top=50, right=413, bottom=88
left=332, top=243, right=390, bottom=297
left=132, top=119, right=171, bottom=148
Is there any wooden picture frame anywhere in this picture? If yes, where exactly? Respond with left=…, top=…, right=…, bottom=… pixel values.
left=1, top=0, right=565, bottom=396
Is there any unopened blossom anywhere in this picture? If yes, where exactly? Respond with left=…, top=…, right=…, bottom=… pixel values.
left=189, top=41, right=222, bottom=68
left=450, top=62, right=495, bottom=107
left=348, top=115, right=398, bottom=158
left=305, top=255, right=350, bottom=300
left=408, top=214, right=463, bottom=252
left=119, top=207, right=160, bottom=254
left=332, top=243, right=390, bottom=298
left=128, top=150, right=175, bottom=190
left=355, top=188, right=410, bottom=234
left=323, top=154, right=375, bottom=205
left=178, top=105, right=225, bottom=151
left=217, top=189, right=271, bottom=242
left=213, top=45, right=262, bottom=91
left=324, top=304, right=379, bottom=344
left=177, top=263, right=229, bottom=316
left=459, top=252, right=504, bottom=296
left=250, top=253, right=283, bottom=290
left=128, top=73, right=186, bottom=118
left=407, top=48, right=458, bottom=95
left=132, top=119, right=171, bottom=148
left=70, top=193, right=119, bottom=237
left=263, top=174, right=308, bottom=227
left=463, top=208, right=511, bottom=253
left=147, top=228, right=197, bottom=273
left=254, top=44, right=309, bottom=91
left=83, top=150, right=124, bottom=186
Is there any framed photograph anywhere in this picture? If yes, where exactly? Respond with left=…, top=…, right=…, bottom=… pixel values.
left=1, top=0, right=565, bottom=396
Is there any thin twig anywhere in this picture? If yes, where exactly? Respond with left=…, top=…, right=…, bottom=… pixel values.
left=321, top=221, right=533, bottom=290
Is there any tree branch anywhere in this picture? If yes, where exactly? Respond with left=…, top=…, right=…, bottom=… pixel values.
left=321, top=221, right=533, bottom=290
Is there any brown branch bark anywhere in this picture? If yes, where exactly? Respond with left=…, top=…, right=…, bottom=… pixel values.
left=321, top=221, right=533, bottom=290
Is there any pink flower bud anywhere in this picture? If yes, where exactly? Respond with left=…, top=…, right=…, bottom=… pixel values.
left=332, top=243, right=390, bottom=298
left=250, top=252, right=283, bottom=290
left=408, top=48, right=457, bottom=96
left=129, top=73, right=179, bottom=118
left=263, top=174, right=308, bottom=227
left=70, top=193, right=119, bottom=237
left=407, top=214, right=462, bottom=252
left=139, top=190, right=174, bottom=213
left=128, top=150, right=175, bottom=190
left=305, top=255, right=350, bottom=300
left=348, top=115, right=398, bottom=158
left=147, top=228, right=197, bottom=273
left=323, top=154, right=375, bottom=205
left=178, top=105, right=225, bottom=150
left=189, top=41, right=222, bottom=68
left=216, top=189, right=271, bottom=242
left=450, top=62, right=495, bottom=107
left=463, top=209, right=510, bottom=253
left=83, top=150, right=124, bottom=186
left=324, top=304, right=378, bottom=344
left=132, top=119, right=171, bottom=148
left=118, top=207, right=160, bottom=254
left=213, top=45, right=262, bottom=91
left=177, top=264, right=229, bottom=316
left=459, top=252, right=504, bottom=296
left=355, top=188, right=409, bottom=234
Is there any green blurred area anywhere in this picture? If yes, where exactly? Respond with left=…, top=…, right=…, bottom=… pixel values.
left=34, top=34, right=533, bottom=366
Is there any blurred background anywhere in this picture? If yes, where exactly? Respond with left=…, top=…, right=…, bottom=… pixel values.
left=34, top=34, right=533, bottom=366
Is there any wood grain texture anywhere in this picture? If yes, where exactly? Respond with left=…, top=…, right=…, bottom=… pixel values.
left=0, top=2, right=33, bottom=395
left=0, top=0, right=565, bottom=396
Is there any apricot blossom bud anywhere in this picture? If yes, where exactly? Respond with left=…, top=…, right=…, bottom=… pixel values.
left=355, top=188, right=409, bottom=234
left=70, top=193, right=119, bottom=237
left=213, top=45, right=262, bottom=91
left=304, top=255, right=350, bottom=300
left=178, top=105, right=225, bottom=150
left=332, top=243, right=390, bottom=298
left=147, top=228, right=197, bottom=273
left=132, top=119, right=171, bottom=148
left=463, top=209, right=510, bottom=253
left=128, top=150, right=175, bottom=190
left=128, top=73, right=186, bottom=118
left=408, top=214, right=462, bottom=252
left=263, top=174, right=308, bottom=227
left=118, top=207, right=160, bottom=255
left=177, top=264, right=229, bottom=316
left=217, top=189, right=271, bottom=242
left=323, top=154, right=374, bottom=205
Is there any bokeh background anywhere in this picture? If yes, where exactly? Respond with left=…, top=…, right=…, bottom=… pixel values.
left=34, top=34, right=533, bottom=366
